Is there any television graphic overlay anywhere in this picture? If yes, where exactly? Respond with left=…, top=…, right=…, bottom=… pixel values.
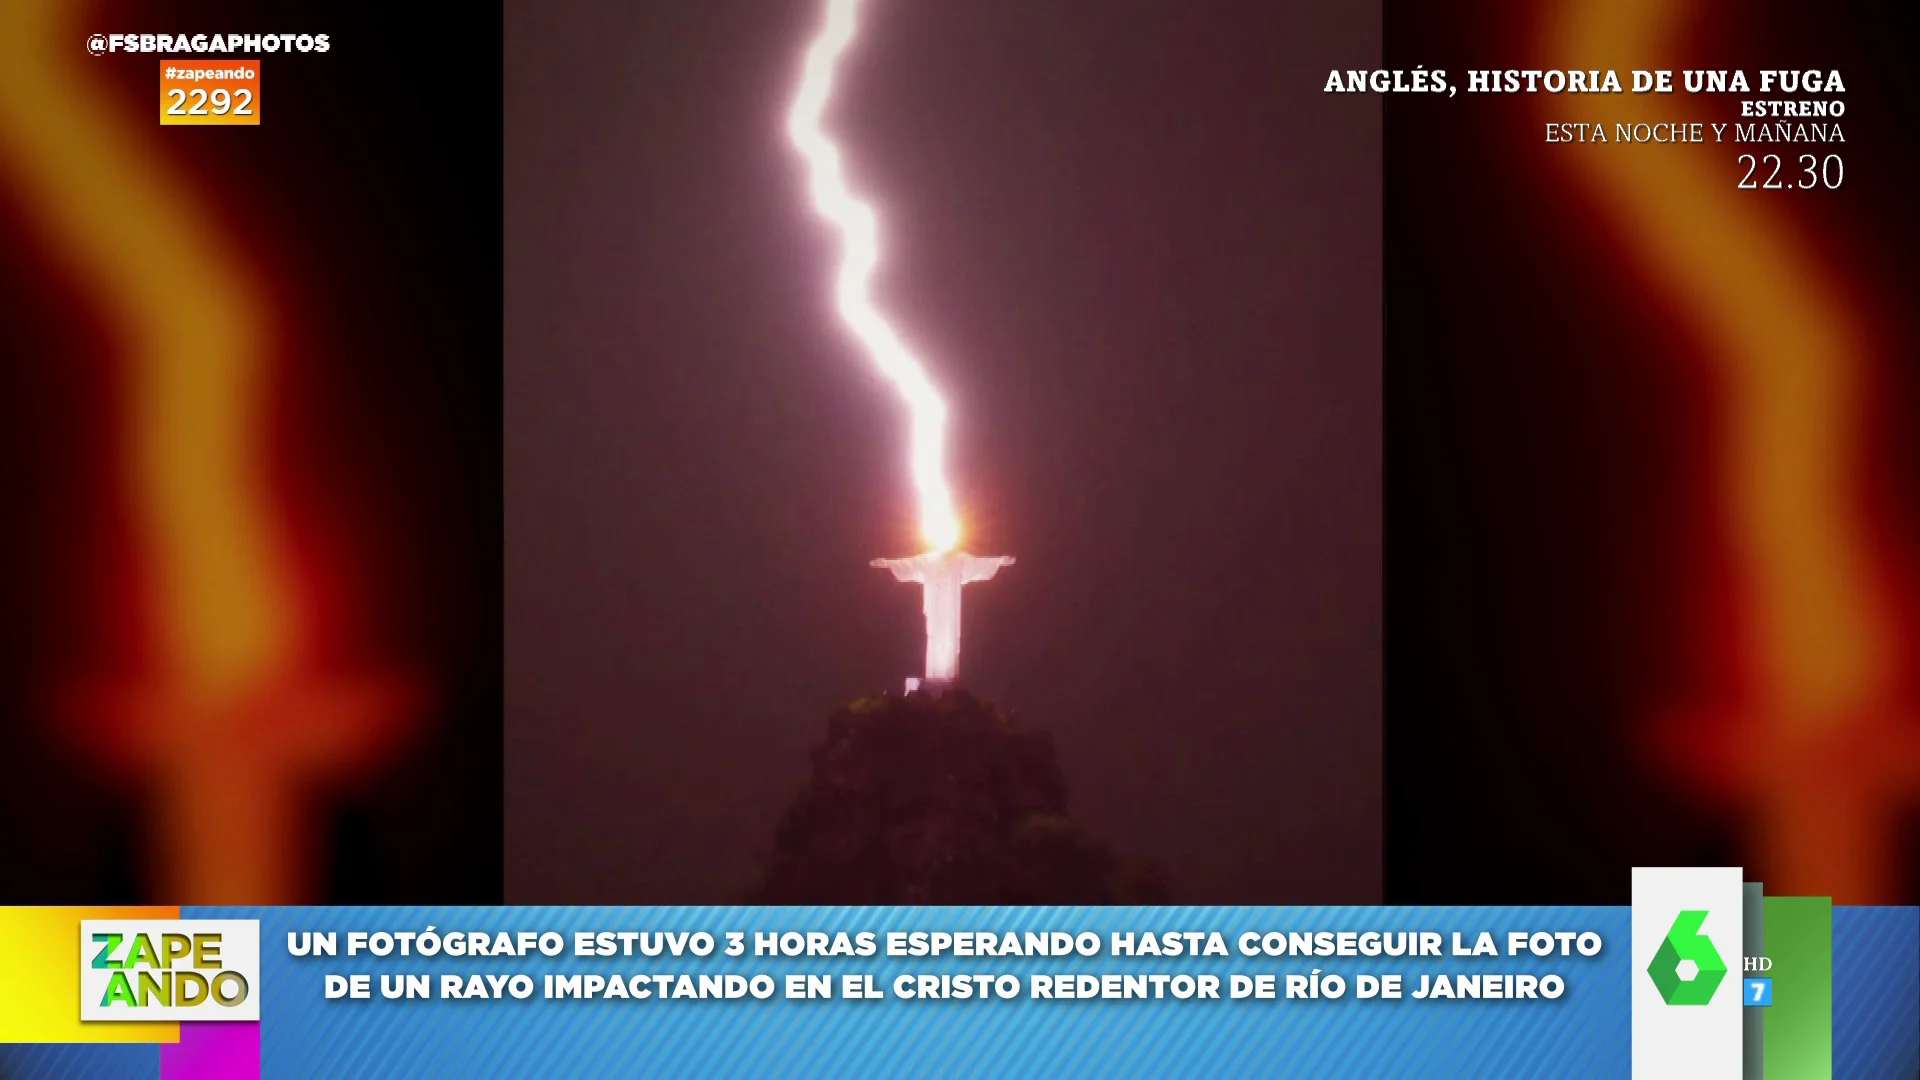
left=80, top=919, right=260, bottom=1022
left=1632, top=867, right=1744, bottom=1077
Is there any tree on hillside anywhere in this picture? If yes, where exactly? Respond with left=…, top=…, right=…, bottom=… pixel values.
left=753, top=689, right=1170, bottom=904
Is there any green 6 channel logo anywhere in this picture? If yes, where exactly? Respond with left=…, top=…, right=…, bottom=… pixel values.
left=1646, top=910, right=1728, bottom=1005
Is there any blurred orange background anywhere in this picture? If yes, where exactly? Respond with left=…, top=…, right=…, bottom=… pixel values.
left=1387, top=0, right=1919, bottom=903
left=0, top=1, right=500, bottom=904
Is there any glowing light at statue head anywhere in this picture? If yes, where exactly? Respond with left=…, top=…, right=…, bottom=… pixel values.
left=788, top=0, right=960, bottom=553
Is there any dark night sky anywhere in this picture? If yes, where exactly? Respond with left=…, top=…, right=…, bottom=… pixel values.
left=505, top=1, right=1380, bottom=903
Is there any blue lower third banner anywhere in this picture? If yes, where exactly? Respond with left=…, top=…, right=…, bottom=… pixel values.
left=3, top=905, right=1915, bottom=1078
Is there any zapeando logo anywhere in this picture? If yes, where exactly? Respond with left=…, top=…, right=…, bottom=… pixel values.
left=1646, top=910, right=1728, bottom=1005
left=80, top=919, right=261, bottom=1021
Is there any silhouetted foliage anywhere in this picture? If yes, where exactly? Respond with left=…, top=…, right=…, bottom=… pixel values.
left=754, top=689, right=1171, bottom=904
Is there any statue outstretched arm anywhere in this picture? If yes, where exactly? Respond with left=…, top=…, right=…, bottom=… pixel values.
left=960, top=555, right=1016, bottom=583
left=870, top=556, right=928, bottom=583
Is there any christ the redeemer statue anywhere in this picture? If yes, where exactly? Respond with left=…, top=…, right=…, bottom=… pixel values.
left=871, top=550, right=1014, bottom=687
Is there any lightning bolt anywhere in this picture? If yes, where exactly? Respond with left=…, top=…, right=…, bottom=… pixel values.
left=788, top=0, right=961, bottom=554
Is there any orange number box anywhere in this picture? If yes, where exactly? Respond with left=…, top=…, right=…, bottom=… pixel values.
left=159, top=59, right=260, bottom=126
